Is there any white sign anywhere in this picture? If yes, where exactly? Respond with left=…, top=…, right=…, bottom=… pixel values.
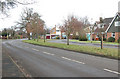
left=115, top=21, right=120, bottom=26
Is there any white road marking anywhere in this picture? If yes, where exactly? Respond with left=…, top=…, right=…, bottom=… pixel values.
left=43, top=52, right=55, bottom=56
left=104, top=69, right=120, bottom=75
left=25, top=47, right=29, bottom=48
left=62, top=57, right=72, bottom=60
left=61, top=57, right=85, bottom=64
left=32, top=48, right=39, bottom=51
left=72, top=60, right=85, bottom=64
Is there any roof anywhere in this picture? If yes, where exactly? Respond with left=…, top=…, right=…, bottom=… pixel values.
left=105, top=12, right=120, bottom=32
left=94, top=17, right=113, bottom=33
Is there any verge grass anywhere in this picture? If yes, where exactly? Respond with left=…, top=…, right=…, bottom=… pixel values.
left=70, top=39, right=119, bottom=45
left=23, top=39, right=119, bottom=59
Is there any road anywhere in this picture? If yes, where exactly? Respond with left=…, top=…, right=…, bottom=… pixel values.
left=2, top=39, right=119, bottom=77
left=48, top=39, right=118, bottom=49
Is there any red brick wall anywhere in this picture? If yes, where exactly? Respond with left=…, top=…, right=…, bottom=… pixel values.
left=107, top=32, right=120, bottom=41
left=115, top=32, right=120, bottom=41
left=107, top=33, right=112, bottom=40
left=92, top=34, right=96, bottom=40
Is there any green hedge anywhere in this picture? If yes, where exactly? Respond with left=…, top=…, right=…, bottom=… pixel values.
left=108, top=37, right=115, bottom=42
left=79, top=35, right=87, bottom=41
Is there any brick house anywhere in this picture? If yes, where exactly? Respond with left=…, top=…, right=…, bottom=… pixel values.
left=92, top=17, right=113, bottom=40
left=105, top=12, right=120, bottom=41
left=50, top=26, right=62, bottom=39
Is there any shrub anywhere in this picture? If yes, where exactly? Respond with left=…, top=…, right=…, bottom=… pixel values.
left=118, top=37, right=120, bottom=43
left=108, top=37, right=115, bottom=42
left=99, top=37, right=106, bottom=41
left=73, top=36, right=79, bottom=40
left=79, top=35, right=87, bottom=41
left=56, top=37, right=60, bottom=39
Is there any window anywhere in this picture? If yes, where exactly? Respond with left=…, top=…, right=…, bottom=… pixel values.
left=115, top=21, right=120, bottom=26
left=111, top=32, right=115, bottom=38
left=98, top=24, right=104, bottom=28
left=56, top=30, right=59, bottom=32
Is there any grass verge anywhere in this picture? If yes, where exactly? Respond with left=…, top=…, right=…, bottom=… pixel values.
left=70, top=39, right=119, bottom=45
left=23, top=40, right=119, bottom=59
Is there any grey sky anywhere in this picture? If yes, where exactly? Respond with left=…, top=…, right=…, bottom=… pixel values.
left=0, top=0, right=119, bottom=30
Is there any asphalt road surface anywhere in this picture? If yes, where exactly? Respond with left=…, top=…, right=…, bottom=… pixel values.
left=48, top=39, right=118, bottom=49
left=2, top=39, right=119, bottom=77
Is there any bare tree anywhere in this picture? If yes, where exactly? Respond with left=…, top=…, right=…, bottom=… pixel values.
left=0, top=0, right=36, bottom=16
left=99, top=17, right=104, bottom=49
left=16, top=8, right=33, bottom=40
left=30, top=12, right=45, bottom=41
left=63, top=15, right=75, bottom=45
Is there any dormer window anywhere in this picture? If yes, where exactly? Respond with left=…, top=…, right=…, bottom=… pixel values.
left=98, top=24, right=104, bottom=28
left=114, top=21, right=120, bottom=26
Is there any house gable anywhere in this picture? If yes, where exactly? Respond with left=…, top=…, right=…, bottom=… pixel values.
left=106, top=13, right=120, bottom=33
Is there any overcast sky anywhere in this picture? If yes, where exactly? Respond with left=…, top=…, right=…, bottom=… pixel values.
left=0, top=0, right=119, bottom=30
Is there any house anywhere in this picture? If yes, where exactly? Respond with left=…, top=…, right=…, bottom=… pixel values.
left=15, top=30, right=27, bottom=38
left=46, top=34, right=50, bottom=39
left=84, top=25, right=98, bottom=41
left=105, top=12, right=120, bottom=41
left=92, top=17, right=113, bottom=40
left=50, top=26, right=61, bottom=39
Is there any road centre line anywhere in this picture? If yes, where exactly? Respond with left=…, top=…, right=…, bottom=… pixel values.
left=25, top=47, right=29, bottom=48
left=32, top=48, right=39, bottom=51
left=61, top=57, right=85, bottom=64
left=104, top=69, right=120, bottom=75
left=62, top=57, right=72, bottom=60
left=43, top=52, right=55, bottom=56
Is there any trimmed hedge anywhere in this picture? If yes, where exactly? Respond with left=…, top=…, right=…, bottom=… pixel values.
left=108, top=37, right=115, bottom=42
left=79, top=36, right=87, bottom=41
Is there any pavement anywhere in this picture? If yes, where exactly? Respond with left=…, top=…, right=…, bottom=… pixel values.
left=48, top=39, right=119, bottom=49
left=2, top=39, right=119, bottom=77
left=2, top=49, right=24, bottom=77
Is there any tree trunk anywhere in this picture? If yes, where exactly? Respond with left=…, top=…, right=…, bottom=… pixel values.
left=27, top=33, right=30, bottom=40
left=44, top=31, right=46, bottom=43
left=101, top=34, right=103, bottom=49
left=67, top=34, right=69, bottom=45
left=36, top=33, right=39, bottom=42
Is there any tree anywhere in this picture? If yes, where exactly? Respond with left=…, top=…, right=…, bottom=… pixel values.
left=99, top=17, right=104, bottom=49
left=63, top=15, right=75, bottom=45
left=30, top=13, right=45, bottom=41
left=0, top=0, right=36, bottom=16
left=16, top=8, right=33, bottom=40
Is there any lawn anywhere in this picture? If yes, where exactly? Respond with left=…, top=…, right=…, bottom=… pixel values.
left=70, top=39, right=119, bottom=45
left=23, top=39, right=119, bottom=59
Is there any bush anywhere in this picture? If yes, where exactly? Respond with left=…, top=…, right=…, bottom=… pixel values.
left=56, top=37, right=60, bottom=39
left=118, top=37, right=120, bottom=43
left=79, top=35, right=87, bottom=41
left=99, top=37, right=106, bottom=41
left=108, top=37, right=115, bottom=42
left=72, top=36, right=79, bottom=40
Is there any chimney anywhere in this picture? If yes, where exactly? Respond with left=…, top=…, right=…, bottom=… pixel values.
left=118, top=1, right=120, bottom=12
